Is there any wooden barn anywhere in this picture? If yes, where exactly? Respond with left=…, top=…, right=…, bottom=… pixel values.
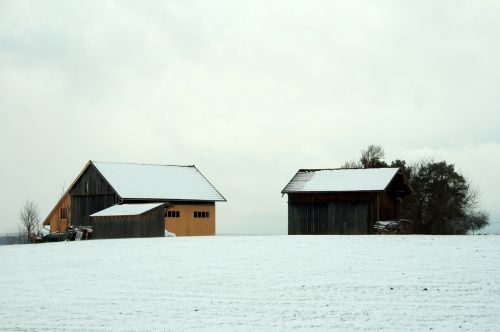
left=43, top=161, right=226, bottom=238
left=281, top=168, right=413, bottom=235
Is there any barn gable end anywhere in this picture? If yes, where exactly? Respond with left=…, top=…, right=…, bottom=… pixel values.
left=69, top=163, right=121, bottom=227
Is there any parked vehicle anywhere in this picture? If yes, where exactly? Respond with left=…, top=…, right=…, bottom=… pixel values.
left=43, top=231, right=73, bottom=242
left=31, top=226, right=94, bottom=243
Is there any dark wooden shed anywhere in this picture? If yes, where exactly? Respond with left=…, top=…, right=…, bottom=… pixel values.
left=90, top=203, right=166, bottom=239
left=281, top=168, right=413, bottom=235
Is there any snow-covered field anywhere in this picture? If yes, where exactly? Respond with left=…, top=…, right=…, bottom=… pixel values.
left=1, top=236, right=499, bottom=331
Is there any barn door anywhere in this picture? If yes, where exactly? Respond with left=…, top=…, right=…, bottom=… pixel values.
left=328, top=202, right=368, bottom=235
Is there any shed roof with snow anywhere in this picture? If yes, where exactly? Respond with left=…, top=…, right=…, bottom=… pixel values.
left=89, top=202, right=167, bottom=239
left=281, top=168, right=411, bottom=194
left=90, top=203, right=165, bottom=217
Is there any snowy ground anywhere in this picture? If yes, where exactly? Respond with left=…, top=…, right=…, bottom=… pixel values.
left=1, top=236, right=499, bottom=331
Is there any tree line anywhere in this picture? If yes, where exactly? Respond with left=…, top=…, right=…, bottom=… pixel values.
left=11, top=145, right=490, bottom=242
left=342, top=145, right=489, bottom=235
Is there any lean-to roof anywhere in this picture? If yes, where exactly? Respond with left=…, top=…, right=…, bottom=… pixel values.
left=90, top=203, right=165, bottom=217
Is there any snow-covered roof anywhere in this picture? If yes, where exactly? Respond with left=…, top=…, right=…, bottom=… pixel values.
left=282, top=168, right=400, bottom=193
left=90, top=203, right=165, bottom=217
left=92, top=162, right=226, bottom=202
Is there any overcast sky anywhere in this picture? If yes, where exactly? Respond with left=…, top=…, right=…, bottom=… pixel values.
left=1, top=1, right=499, bottom=234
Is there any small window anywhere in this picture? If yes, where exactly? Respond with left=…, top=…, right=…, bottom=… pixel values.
left=85, top=181, right=89, bottom=193
left=194, top=211, right=209, bottom=219
left=60, top=208, right=68, bottom=220
left=167, top=211, right=181, bottom=218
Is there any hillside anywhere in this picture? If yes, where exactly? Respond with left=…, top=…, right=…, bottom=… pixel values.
left=1, top=236, right=499, bottom=331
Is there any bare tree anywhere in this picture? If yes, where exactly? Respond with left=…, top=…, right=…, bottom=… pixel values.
left=360, top=145, right=388, bottom=168
left=340, top=160, right=362, bottom=169
left=60, top=183, right=67, bottom=199
left=19, top=200, right=41, bottom=242
left=467, top=210, right=489, bottom=235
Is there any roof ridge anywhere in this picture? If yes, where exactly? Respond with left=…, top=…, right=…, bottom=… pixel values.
left=91, top=161, right=195, bottom=168
left=298, top=167, right=399, bottom=172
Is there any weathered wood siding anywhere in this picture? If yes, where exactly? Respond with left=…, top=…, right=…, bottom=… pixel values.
left=70, top=164, right=120, bottom=226
left=288, top=202, right=368, bottom=235
left=91, top=205, right=165, bottom=239
left=287, top=192, right=398, bottom=235
left=44, top=193, right=71, bottom=232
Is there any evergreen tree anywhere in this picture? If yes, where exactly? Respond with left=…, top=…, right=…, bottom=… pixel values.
left=343, top=147, right=489, bottom=234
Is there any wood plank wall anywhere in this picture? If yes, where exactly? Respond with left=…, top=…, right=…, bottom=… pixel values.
left=287, top=192, right=398, bottom=235
left=91, top=206, right=165, bottom=239
left=70, top=164, right=119, bottom=226
left=44, top=193, right=71, bottom=232
left=288, top=202, right=368, bottom=235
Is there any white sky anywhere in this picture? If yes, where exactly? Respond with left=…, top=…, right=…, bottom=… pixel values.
left=1, top=1, right=499, bottom=234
